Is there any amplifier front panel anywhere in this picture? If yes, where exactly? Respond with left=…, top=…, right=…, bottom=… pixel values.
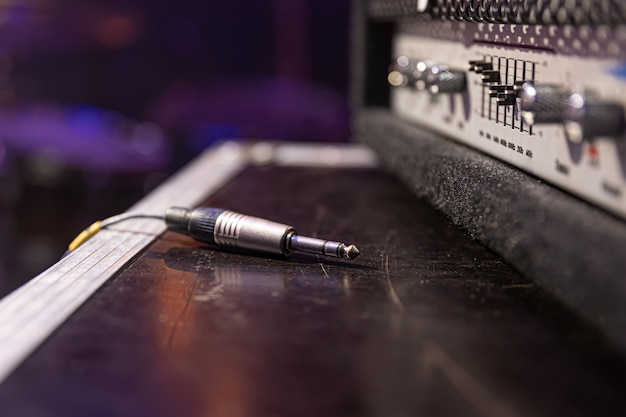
left=390, top=22, right=626, bottom=219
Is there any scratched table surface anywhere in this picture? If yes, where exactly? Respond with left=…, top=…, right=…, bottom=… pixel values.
left=1, top=166, right=625, bottom=417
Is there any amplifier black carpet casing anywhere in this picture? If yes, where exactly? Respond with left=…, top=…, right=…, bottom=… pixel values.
left=356, top=109, right=626, bottom=351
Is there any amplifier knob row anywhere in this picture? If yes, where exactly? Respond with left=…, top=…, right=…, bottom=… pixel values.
left=388, top=55, right=626, bottom=142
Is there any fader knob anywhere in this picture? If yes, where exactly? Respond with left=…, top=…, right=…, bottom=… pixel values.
left=519, top=82, right=569, bottom=125
left=497, top=92, right=517, bottom=106
left=481, top=70, right=501, bottom=84
left=489, top=85, right=507, bottom=98
left=469, top=60, right=493, bottom=73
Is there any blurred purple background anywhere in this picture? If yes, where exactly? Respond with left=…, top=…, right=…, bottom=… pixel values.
left=0, top=0, right=352, bottom=296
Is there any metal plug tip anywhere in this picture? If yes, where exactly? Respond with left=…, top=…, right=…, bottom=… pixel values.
left=288, top=234, right=360, bottom=260
left=341, top=244, right=360, bottom=259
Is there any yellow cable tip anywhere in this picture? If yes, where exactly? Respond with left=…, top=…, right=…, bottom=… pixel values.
left=68, top=220, right=102, bottom=252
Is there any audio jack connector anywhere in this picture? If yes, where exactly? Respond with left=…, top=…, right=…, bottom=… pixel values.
left=67, top=207, right=360, bottom=260
left=165, top=207, right=360, bottom=259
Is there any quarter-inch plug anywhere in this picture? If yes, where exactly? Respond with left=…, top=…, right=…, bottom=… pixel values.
left=165, top=207, right=360, bottom=260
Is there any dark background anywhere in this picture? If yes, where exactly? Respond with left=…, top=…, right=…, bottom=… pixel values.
left=0, top=0, right=352, bottom=296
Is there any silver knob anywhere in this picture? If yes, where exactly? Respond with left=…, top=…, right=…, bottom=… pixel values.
left=519, top=82, right=569, bottom=125
left=389, top=57, right=466, bottom=95
left=387, top=55, right=415, bottom=87
left=428, top=68, right=467, bottom=94
left=563, top=93, right=625, bottom=142
left=387, top=57, right=435, bottom=90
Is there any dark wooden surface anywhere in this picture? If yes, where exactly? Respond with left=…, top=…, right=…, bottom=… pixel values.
left=1, top=166, right=625, bottom=417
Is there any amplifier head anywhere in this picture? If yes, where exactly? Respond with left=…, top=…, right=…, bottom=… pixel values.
left=352, top=0, right=626, bottom=351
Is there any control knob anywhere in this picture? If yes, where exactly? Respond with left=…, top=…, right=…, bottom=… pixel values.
left=388, top=57, right=466, bottom=95
left=387, top=55, right=415, bottom=87
left=519, top=82, right=625, bottom=141
left=388, top=57, right=435, bottom=90
left=563, top=93, right=626, bottom=142
left=519, top=82, right=569, bottom=125
left=427, top=67, right=466, bottom=94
